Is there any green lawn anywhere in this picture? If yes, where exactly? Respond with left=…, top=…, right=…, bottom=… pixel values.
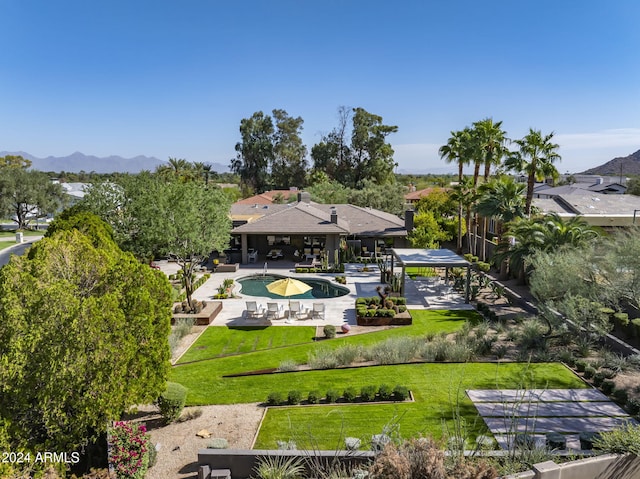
left=171, top=309, right=479, bottom=402
left=177, top=326, right=317, bottom=363
left=170, top=309, right=586, bottom=449
left=254, top=362, right=585, bottom=449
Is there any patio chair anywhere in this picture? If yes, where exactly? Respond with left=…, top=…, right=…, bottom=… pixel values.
left=266, top=302, right=285, bottom=320
left=248, top=249, right=258, bottom=263
left=312, top=302, right=325, bottom=320
left=289, top=301, right=310, bottom=320
left=245, top=301, right=265, bottom=319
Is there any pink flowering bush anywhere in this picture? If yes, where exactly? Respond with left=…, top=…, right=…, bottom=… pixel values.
left=109, top=421, right=150, bottom=479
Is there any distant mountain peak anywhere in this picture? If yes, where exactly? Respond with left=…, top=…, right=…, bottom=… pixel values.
left=581, top=149, right=640, bottom=176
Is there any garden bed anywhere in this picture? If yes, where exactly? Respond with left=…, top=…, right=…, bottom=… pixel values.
left=172, top=301, right=222, bottom=325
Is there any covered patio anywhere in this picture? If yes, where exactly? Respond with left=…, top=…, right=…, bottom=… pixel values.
left=389, top=248, right=472, bottom=303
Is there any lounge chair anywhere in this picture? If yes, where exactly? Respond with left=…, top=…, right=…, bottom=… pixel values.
left=312, top=303, right=325, bottom=320
left=289, top=301, right=310, bottom=320
left=266, top=302, right=285, bottom=320
left=245, top=301, right=265, bottom=319
left=295, top=257, right=321, bottom=269
left=248, top=250, right=258, bottom=263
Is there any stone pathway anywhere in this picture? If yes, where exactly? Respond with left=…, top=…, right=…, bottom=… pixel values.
left=467, top=389, right=639, bottom=450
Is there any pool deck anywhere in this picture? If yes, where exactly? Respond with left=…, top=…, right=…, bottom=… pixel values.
left=159, top=260, right=473, bottom=328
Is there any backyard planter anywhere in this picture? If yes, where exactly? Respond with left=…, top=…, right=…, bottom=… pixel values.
left=355, top=296, right=412, bottom=326
left=172, top=301, right=222, bottom=325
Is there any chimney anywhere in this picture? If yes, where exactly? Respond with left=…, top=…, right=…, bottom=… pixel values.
left=404, top=208, right=414, bottom=233
left=297, top=191, right=311, bottom=203
left=330, top=207, right=338, bottom=224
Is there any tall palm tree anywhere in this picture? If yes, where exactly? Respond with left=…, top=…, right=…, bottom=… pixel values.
left=451, top=177, right=478, bottom=254
left=474, top=176, right=527, bottom=241
left=439, top=128, right=472, bottom=253
left=472, top=118, right=509, bottom=259
left=504, top=129, right=561, bottom=216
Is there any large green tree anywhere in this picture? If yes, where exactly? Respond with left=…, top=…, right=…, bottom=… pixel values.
left=271, top=109, right=308, bottom=189
left=0, top=168, right=66, bottom=229
left=81, top=175, right=232, bottom=307
left=0, top=217, right=171, bottom=451
left=504, top=128, right=561, bottom=215
left=231, top=111, right=275, bottom=194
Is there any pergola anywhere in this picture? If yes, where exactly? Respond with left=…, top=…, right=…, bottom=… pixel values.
left=389, top=248, right=472, bottom=303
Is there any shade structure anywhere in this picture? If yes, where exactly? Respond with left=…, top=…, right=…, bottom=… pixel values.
left=266, top=277, right=312, bottom=298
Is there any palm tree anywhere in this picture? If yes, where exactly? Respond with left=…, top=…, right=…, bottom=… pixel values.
left=451, top=177, right=478, bottom=254
left=439, top=128, right=472, bottom=253
left=474, top=176, right=527, bottom=241
left=504, top=129, right=561, bottom=216
left=472, top=118, right=509, bottom=259
left=494, top=213, right=599, bottom=283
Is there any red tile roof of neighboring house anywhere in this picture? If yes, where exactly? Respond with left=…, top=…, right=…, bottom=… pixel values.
left=236, top=189, right=299, bottom=205
left=404, top=187, right=448, bottom=202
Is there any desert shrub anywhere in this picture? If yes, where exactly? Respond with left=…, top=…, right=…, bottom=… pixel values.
left=277, top=359, right=299, bottom=372
left=626, top=398, right=640, bottom=416
left=378, top=384, right=393, bottom=401
left=266, top=391, right=285, bottom=406
left=368, top=442, right=411, bottom=479
left=601, top=351, right=631, bottom=373
left=474, top=321, right=490, bottom=338
left=583, top=366, right=596, bottom=379
left=254, top=454, right=304, bottom=479
left=177, top=407, right=203, bottom=423
left=477, top=261, right=491, bottom=272
left=518, top=319, right=546, bottom=351
left=575, top=336, right=594, bottom=358
left=207, top=438, right=229, bottom=449
left=592, top=372, right=605, bottom=387
left=156, top=382, right=187, bottom=423
left=343, top=387, right=358, bottom=402
left=575, top=359, right=588, bottom=372
left=612, top=388, right=629, bottom=404
left=307, top=349, right=338, bottom=370
left=430, top=336, right=451, bottom=362
left=447, top=343, right=473, bottom=362
left=361, top=385, right=378, bottom=402
left=323, top=324, right=336, bottom=338
left=473, top=336, right=496, bottom=356
left=601, top=379, right=616, bottom=395
left=307, top=390, right=321, bottom=404
left=345, top=437, right=362, bottom=451
left=613, top=312, right=629, bottom=327
left=493, top=344, right=508, bottom=359
left=556, top=350, right=575, bottom=366
left=325, top=389, right=340, bottom=403
left=392, top=385, right=410, bottom=401
left=276, top=440, right=297, bottom=450
left=287, top=390, right=302, bottom=405
left=593, top=423, right=640, bottom=455
left=334, top=344, right=361, bottom=366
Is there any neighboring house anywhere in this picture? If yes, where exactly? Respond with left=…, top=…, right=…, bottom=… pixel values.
left=404, top=187, right=448, bottom=204
left=229, top=193, right=411, bottom=264
left=58, top=182, right=89, bottom=205
left=533, top=192, right=640, bottom=228
left=235, top=188, right=300, bottom=205
left=534, top=182, right=627, bottom=199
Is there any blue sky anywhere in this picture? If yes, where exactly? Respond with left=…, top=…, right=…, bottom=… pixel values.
left=1, top=0, right=639, bottom=174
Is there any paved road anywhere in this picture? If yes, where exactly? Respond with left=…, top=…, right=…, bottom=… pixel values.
left=0, top=238, right=43, bottom=267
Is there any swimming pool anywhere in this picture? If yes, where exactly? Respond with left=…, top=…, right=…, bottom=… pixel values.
left=238, top=274, right=350, bottom=299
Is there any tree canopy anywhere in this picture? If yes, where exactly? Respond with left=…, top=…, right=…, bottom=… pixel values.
left=0, top=215, right=172, bottom=451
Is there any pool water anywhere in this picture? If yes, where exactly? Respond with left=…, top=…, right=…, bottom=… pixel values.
left=238, top=274, right=349, bottom=299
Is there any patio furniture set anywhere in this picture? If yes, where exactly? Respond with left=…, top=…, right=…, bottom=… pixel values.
left=245, top=301, right=325, bottom=321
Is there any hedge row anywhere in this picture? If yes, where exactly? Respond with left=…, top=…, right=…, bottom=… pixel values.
left=266, top=384, right=410, bottom=406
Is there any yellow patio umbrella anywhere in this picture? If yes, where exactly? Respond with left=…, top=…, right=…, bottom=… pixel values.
left=266, top=277, right=312, bottom=298
left=266, top=277, right=313, bottom=322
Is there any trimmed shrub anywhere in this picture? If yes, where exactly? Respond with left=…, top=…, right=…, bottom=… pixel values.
left=307, top=390, right=321, bottom=404
left=601, top=379, right=616, bottom=395
left=207, top=438, right=229, bottom=449
left=593, top=372, right=605, bottom=387
left=378, top=384, right=393, bottom=401
left=156, top=382, right=187, bottom=423
left=612, top=388, right=629, bottom=404
left=360, top=385, right=378, bottom=402
left=613, top=312, right=629, bottom=327
left=287, top=390, right=302, bottom=405
left=323, top=324, right=337, bottom=339
left=626, top=398, right=640, bottom=416
left=325, top=389, right=340, bottom=403
left=575, top=359, right=588, bottom=372
left=392, top=385, right=410, bottom=401
left=583, top=366, right=596, bottom=379
left=476, top=261, right=490, bottom=272
left=343, top=387, right=358, bottom=402
left=267, top=391, right=285, bottom=406
left=579, top=431, right=601, bottom=450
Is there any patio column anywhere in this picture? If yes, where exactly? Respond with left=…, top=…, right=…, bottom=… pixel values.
left=241, top=234, right=248, bottom=264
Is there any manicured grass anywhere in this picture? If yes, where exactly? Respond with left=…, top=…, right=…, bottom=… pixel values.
left=254, top=362, right=585, bottom=449
left=171, top=309, right=479, bottom=401
left=177, top=326, right=317, bottom=364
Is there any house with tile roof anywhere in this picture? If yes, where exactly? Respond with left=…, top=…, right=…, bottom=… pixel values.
left=228, top=194, right=412, bottom=264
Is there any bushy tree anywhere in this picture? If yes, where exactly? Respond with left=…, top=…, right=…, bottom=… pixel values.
left=0, top=219, right=172, bottom=451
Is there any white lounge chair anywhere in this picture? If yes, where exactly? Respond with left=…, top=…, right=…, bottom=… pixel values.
left=248, top=249, right=258, bottom=263
left=245, top=301, right=264, bottom=319
left=289, top=301, right=310, bottom=320
left=312, top=303, right=325, bottom=320
left=266, top=302, right=285, bottom=320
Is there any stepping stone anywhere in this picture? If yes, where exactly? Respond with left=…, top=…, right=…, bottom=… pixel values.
left=467, top=388, right=609, bottom=403
left=483, top=416, right=636, bottom=434
left=474, top=401, right=629, bottom=418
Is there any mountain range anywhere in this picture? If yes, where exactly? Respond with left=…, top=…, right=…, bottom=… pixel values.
left=580, top=149, right=640, bottom=176
left=0, top=151, right=229, bottom=174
